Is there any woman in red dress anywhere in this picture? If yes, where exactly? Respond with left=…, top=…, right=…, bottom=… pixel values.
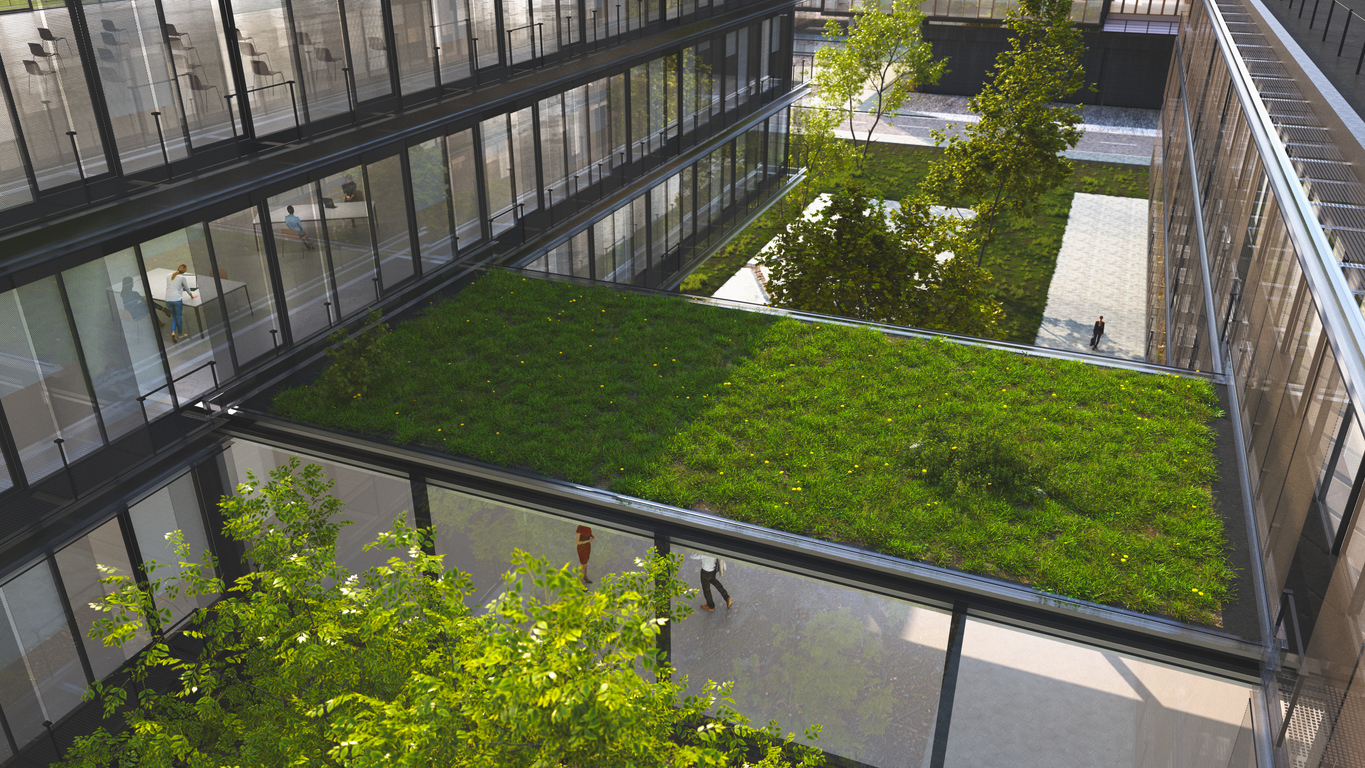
left=575, top=525, right=594, bottom=585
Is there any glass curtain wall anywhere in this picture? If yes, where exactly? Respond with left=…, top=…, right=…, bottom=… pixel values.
left=89, top=0, right=192, bottom=174
left=1155, top=0, right=1365, bottom=763
left=0, top=4, right=110, bottom=188
left=0, top=0, right=785, bottom=216
left=0, top=26, right=789, bottom=494
left=526, top=108, right=788, bottom=285
left=0, top=462, right=219, bottom=760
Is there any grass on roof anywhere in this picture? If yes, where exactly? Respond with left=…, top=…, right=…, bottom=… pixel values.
left=681, top=142, right=1150, bottom=345
left=274, top=270, right=1232, bottom=625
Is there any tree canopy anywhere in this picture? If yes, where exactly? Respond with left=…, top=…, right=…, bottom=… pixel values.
left=765, top=185, right=1002, bottom=336
left=925, top=0, right=1087, bottom=263
left=812, top=0, right=945, bottom=169
left=64, top=459, right=824, bottom=768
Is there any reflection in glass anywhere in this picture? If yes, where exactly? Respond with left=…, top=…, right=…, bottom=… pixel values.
left=344, top=0, right=394, bottom=102
left=54, top=518, right=150, bottom=678
left=0, top=560, right=87, bottom=750
left=128, top=472, right=218, bottom=627
left=946, top=619, right=1253, bottom=767
left=448, top=127, right=484, bottom=248
left=0, top=6, right=110, bottom=188
left=91, top=0, right=191, bottom=174
left=672, top=547, right=951, bottom=766
left=207, top=207, right=283, bottom=366
left=0, top=278, right=103, bottom=483
left=268, top=183, right=335, bottom=341
left=61, top=249, right=172, bottom=438
left=410, top=139, right=455, bottom=270
left=428, top=485, right=650, bottom=608
left=367, top=155, right=417, bottom=290
left=223, top=439, right=415, bottom=575
left=319, top=166, right=380, bottom=318
left=231, top=0, right=302, bottom=136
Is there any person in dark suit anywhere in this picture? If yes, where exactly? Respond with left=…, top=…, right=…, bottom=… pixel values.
left=1090, top=316, right=1105, bottom=350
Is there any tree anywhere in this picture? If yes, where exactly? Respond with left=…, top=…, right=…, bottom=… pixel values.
left=65, top=459, right=825, bottom=768
left=925, top=0, right=1086, bottom=265
left=764, top=185, right=1001, bottom=337
left=812, top=0, right=945, bottom=169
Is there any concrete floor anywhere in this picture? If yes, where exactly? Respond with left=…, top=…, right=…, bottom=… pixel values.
left=1034, top=193, right=1150, bottom=361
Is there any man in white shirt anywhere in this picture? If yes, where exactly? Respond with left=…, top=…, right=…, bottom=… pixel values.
left=689, top=552, right=732, bottom=611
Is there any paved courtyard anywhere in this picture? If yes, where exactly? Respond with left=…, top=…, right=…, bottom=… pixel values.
left=1033, top=193, right=1149, bottom=361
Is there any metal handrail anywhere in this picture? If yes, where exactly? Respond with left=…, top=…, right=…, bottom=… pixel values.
left=136, top=359, right=220, bottom=452
left=225, top=79, right=301, bottom=142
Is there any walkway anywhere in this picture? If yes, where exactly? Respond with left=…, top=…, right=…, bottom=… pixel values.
left=1033, top=193, right=1149, bottom=361
left=837, top=93, right=1160, bottom=166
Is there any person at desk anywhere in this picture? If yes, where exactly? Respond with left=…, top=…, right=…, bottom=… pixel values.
left=341, top=174, right=359, bottom=202
left=284, top=205, right=313, bottom=248
left=166, top=265, right=197, bottom=342
left=120, top=276, right=164, bottom=329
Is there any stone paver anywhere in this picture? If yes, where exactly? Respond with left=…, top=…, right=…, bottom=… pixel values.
left=1034, top=193, right=1148, bottom=361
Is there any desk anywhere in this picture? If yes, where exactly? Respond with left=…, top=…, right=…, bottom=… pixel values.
left=253, top=202, right=370, bottom=244
left=110, top=268, right=251, bottom=339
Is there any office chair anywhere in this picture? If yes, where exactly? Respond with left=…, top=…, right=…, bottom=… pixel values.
left=22, top=60, right=57, bottom=93
left=36, top=28, right=71, bottom=57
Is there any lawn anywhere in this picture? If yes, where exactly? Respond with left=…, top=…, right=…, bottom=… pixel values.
left=681, top=142, right=1149, bottom=345
left=274, top=270, right=1232, bottom=625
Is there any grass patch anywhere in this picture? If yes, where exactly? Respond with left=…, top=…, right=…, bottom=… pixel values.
left=275, top=270, right=1231, bottom=624
left=683, top=143, right=1149, bottom=344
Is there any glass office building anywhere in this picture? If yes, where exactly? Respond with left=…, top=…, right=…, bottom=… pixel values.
left=0, top=0, right=1348, bottom=766
left=1151, top=0, right=1365, bottom=763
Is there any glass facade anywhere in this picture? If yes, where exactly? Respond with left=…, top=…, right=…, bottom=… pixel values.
left=0, top=0, right=786, bottom=218
left=0, top=19, right=794, bottom=497
left=1, top=435, right=1254, bottom=766
left=1154, top=0, right=1365, bottom=763
left=0, top=459, right=222, bottom=760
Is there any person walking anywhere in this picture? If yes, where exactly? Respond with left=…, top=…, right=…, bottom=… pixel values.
left=165, top=265, right=197, bottom=342
left=1090, top=315, right=1105, bottom=351
left=690, top=552, right=731, bottom=611
left=575, top=524, right=594, bottom=585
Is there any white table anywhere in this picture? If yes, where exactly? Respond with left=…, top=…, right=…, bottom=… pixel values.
left=111, top=268, right=252, bottom=339
left=254, top=201, right=371, bottom=245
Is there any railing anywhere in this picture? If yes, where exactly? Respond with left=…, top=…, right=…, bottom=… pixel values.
left=224, top=79, right=301, bottom=155
left=1277, top=0, right=1365, bottom=74
left=136, top=359, right=220, bottom=454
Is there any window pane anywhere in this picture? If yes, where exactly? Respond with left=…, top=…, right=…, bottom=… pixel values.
left=92, top=0, right=191, bottom=173
left=0, top=6, right=110, bottom=189
left=318, top=166, right=380, bottom=318
left=161, top=0, right=236, bottom=146
left=222, top=440, right=415, bottom=575
left=207, top=207, right=284, bottom=367
left=0, top=279, right=102, bottom=484
left=392, top=0, right=437, bottom=93
left=0, top=560, right=87, bottom=750
left=410, top=139, right=455, bottom=270
left=946, top=618, right=1254, bottom=766
left=127, top=473, right=217, bottom=628
left=61, top=249, right=173, bottom=439
left=512, top=106, right=538, bottom=215
left=428, top=485, right=651, bottom=609
left=673, top=546, right=951, bottom=767
left=431, top=0, right=473, bottom=82
left=368, top=155, right=417, bottom=290
left=448, top=127, right=483, bottom=248
left=232, top=0, right=303, bottom=136
left=54, top=518, right=150, bottom=679
left=482, top=114, right=515, bottom=233
left=345, top=0, right=394, bottom=102
left=291, top=0, right=354, bottom=122
left=268, top=183, right=335, bottom=341
left=137, top=226, right=236, bottom=400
